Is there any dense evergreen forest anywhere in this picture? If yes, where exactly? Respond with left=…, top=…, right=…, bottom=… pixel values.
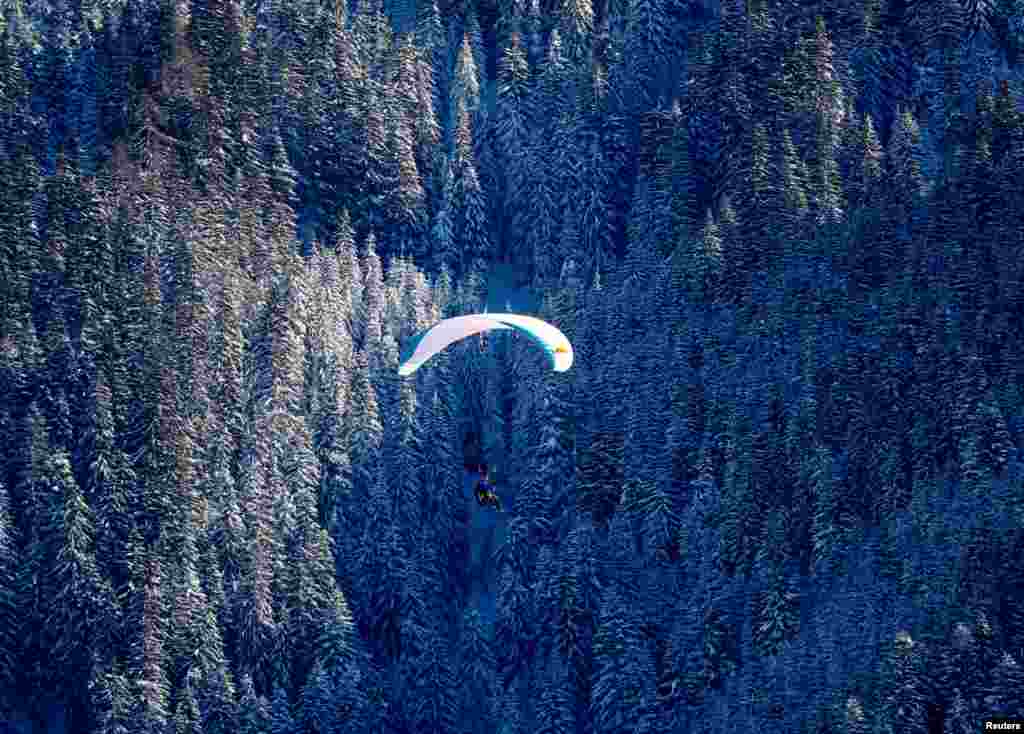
left=1, top=0, right=1024, bottom=731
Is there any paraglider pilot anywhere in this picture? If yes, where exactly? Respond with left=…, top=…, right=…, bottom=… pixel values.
left=474, top=466, right=502, bottom=511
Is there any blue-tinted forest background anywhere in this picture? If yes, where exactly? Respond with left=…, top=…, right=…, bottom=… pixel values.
left=1, top=0, right=1023, bottom=731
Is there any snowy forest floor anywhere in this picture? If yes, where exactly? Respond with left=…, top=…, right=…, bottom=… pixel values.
left=483, top=262, right=537, bottom=313
left=464, top=467, right=505, bottom=627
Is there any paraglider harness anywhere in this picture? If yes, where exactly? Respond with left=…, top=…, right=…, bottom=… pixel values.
left=474, top=468, right=502, bottom=511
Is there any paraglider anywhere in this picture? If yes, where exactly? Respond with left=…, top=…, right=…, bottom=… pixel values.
left=473, top=467, right=502, bottom=511
left=397, top=313, right=574, bottom=376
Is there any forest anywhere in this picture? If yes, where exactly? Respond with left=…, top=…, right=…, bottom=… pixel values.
left=0, top=0, right=1023, bottom=731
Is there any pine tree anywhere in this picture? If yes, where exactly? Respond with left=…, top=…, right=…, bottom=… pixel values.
left=617, top=0, right=669, bottom=112
left=530, top=360, right=575, bottom=519
left=989, top=652, right=1024, bottom=717
left=451, top=101, right=493, bottom=269
left=415, top=0, right=445, bottom=101
left=0, top=165, right=38, bottom=329
left=531, top=29, right=568, bottom=129
left=536, top=655, right=576, bottom=734
left=89, top=661, right=135, bottom=734
left=846, top=112, right=888, bottom=292
left=0, top=30, right=41, bottom=314
left=855, top=113, right=884, bottom=209
left=561, top=0, right=595, bottom=65
left=430, top=166, right=459, bottom=271
left=573, top=109, right=615, bottom=279
left=168, top=518, right=227, bottom=691
left=408, top=625, right=458, bottom=733
left=385, top=110, right=428, bottom=259
left=886, top=109, right=925, bottom=217
left=576, top=347, right=625, bottom=524
left=196, top=666, right=238, bottom=734
left=345, top=348, right=383, bottom=515
left=128, top=553, right=170, bottom=732
left=50, top=452, right=114, bottom=727
left=321, top=7, right=365, bottom=216
left=716, top=419, right=754, bottom=576
left=495, top=32, right=531, bottom=257
left=413, top=46, right=441, bottom=206
left=450, top=34, right=481, bottom=140
left=170, top=680, right=203, bottom=734
left=308, top=253, right=353, bottom=534
left=521, top=119, right=561, bottom=274
left=810, top=444, right=847, bottom=575
left=270, top=685, right=295, bottom=734
left=235, top=412, right=280, bottom=677
left=777, top=128, right=810, bottom=265
left=207, top=444, right=246, bottom=643
left=807, top=18, right=846, bottom=228
left=426, top=380, right=468, bottom=603
left=237, top=673, right=271, bottom=734
left=493, top=0, right=526, bottom=54
left=0, top=479, right=18, bottom=700
left=280, top=514, right=352, bottom=685
left=666, top=102, right=695, bottom=250
left=591, top=585, right=657, bottom=734
left=880, top=632, right=931, bottom=734
left=964, top=88, right=1000, bottom=309
left=352, top=0, right=392, bottom=74
left=40, top=312, right=76, bottom=449
left=753, top=512, right=799, bottom=656
left=44, top=149, right=83, bottom=327
left=334, top=209, right=363, bottom=323
left=12, top=411, right=63, bottom=697
left=494, top=561, right=533, bottom=690
left=189, top=0, right=244, bottom=77
left=363, top=509, right=409, bottom=663
left=458, top=609, right=497, bottom=729
left=360, top=235, right=385, bottom=351
left=128, top=233, right=179, bottom=546
left=464, top=7, right=487, bottom=88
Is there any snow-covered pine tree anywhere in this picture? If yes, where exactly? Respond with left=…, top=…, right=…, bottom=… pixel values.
left=451, top=100, right=494, bottom=269
left=449, top=34, right=481, bottom=150
left=495, top=32, right=530, bottom=259
left=360, top=233, right=386, bottom=352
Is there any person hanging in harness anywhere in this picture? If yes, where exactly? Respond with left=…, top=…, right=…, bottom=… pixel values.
left=474, top=466, right=502, bottom=510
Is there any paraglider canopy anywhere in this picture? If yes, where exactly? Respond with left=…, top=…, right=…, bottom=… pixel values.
left=398, top=313, right=574, bottom=376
